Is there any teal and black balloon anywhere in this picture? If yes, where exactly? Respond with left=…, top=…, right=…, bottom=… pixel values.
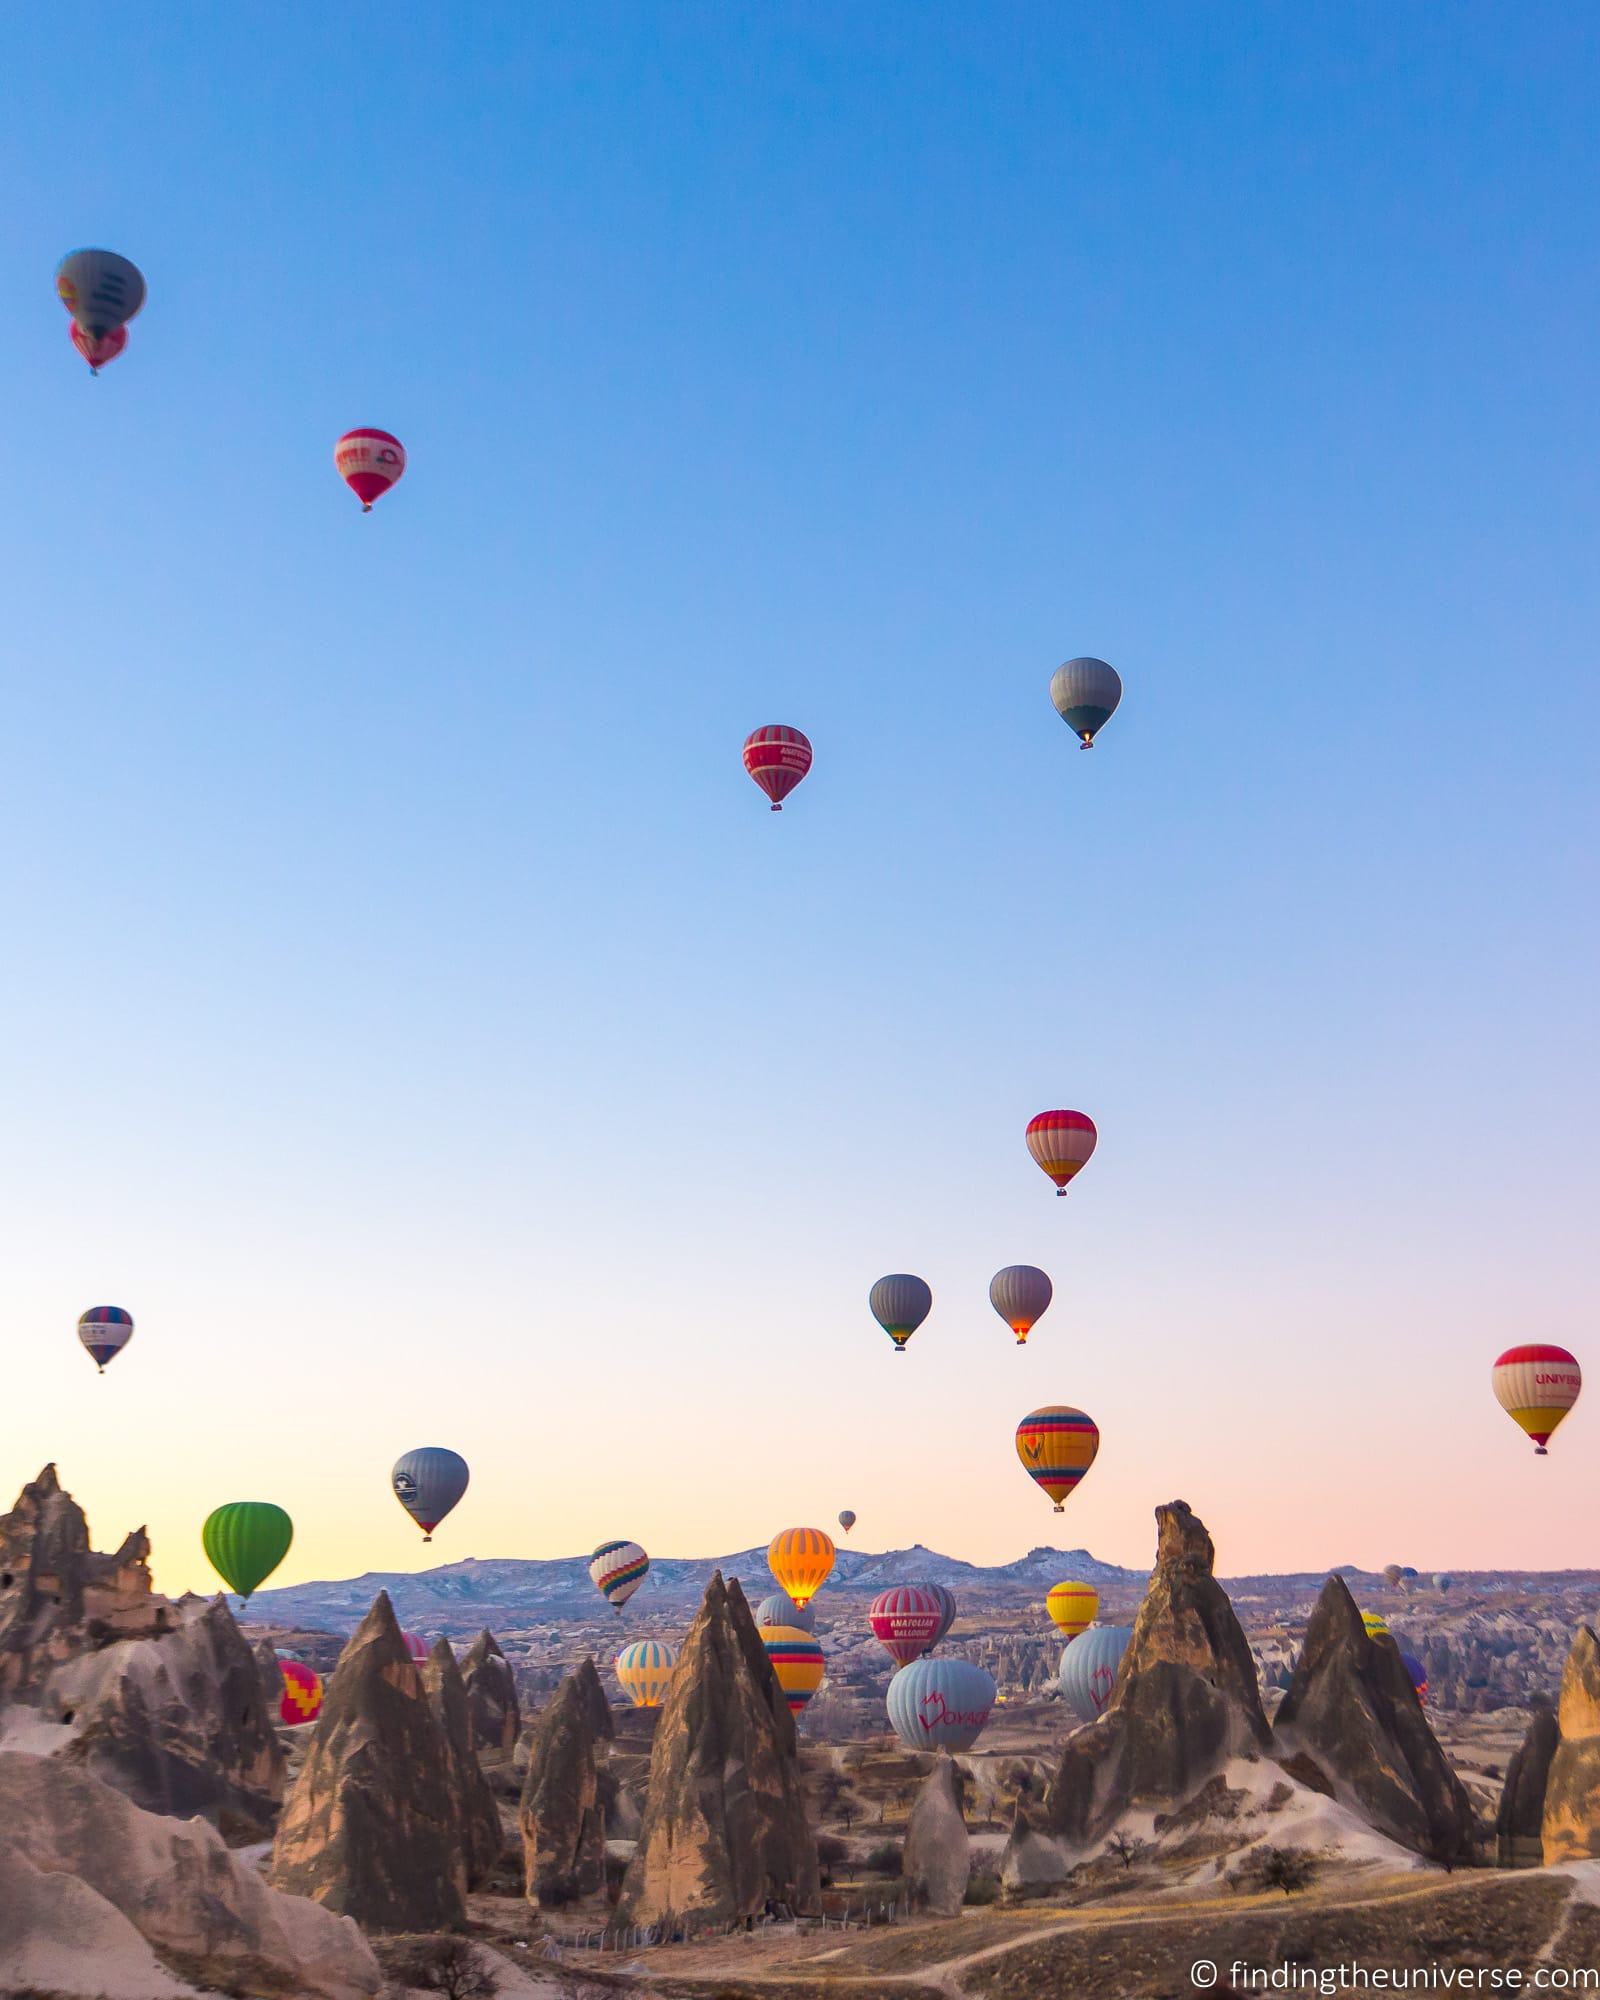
left=391, top=1447, right=469, bottom=1542
left=1050, top=657, right=1122, bottom=748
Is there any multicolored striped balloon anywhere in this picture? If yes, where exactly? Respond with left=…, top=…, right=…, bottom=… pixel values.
left=868, top=1585, right=943, bottom=1667
left=1049, top=657, right=1122, bottom=748
left=1046, top=1580, right=1098, bottom=1640
left=1015, top=1406, right=1100, bottom=1512
left=590, top=1539, right=650, bottom=1611
left=335, top=428, right=406, bottom=512
left=616, top=1638, right=677, bottom=1707
left=989, top=1266, right=1053, bottom=1344
left=761, top=1624, right=825, bottom=1714
left=279, top=1659, right=323, bottom=1726
left=1025, top=1111, right=1097, bottom=1195
left=742, top=725, right=812, bottom=810
left=78, top=1306, right=133, bottom=1374
left=767, top=1526, right=835, bottom=1608
left=870, top=1274, right=932, bottom=1354
left=1492, top=1344, right=1582, bottom=1455
left=1361, top=1610, right=1389, bottom=1638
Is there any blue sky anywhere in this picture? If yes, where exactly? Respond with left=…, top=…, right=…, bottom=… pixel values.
left=2, top=5, right=1596, bottom=1593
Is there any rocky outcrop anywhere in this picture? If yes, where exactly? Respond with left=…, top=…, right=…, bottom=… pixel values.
left=999, top=1799, right=1063, bottom=1893
left=573, top=1653, right=615, bottom=1740
left=46, top=1594, right=285, bottom=1839
left=519, top=1666, right=607, bottom=1906
left=0, top=1750, right=381, bottom=1998
left=619, top=1571, right=818, bottom=1926
left=1499, top=1704, right=1558, bottom=1866
left=461, top=1627, right=520, bottom=1756
left=1274, top=1574, right=1473, bottom=1864
left=255, top=1635, right=282, bottom=1710
left=1544, top=1628, right=1600, bottom=1863
left=0, top=1465, right=171, bottom=1699
left=1018, top=1501, right=1269, bottom=1861
left=270, top=1590, right=467, bottom=1930
left=424, top=1635, right=504, bottom=1886
left=902, top=1757, right=970, bottom=1915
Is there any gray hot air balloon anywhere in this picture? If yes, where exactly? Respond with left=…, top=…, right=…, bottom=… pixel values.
left=1049, top=657, right=1122, bottom=748
left=391, top=1446, right=469, bottom=1543
left=921, top=1580, right=957, bottom=1648
left=870, top=1274, right=933, bottom=1354
left=989, top=1265, right=1053, bottom=1345
left=55, top=250, right=147, bottom=340
left=837, top=1509, right=857, bottom=1533
left=755, top=1591, right=816, bottom=1633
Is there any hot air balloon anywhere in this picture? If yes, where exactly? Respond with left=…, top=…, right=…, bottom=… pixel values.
left=924, top=1581, right=957, bottom=1648
left=1400, top=1652, right=1428, bottom=1704
left=838, top=1509, right=857, bottom=1534
left=887, top=1656, right=996, bottom=1752
left=1025, top=1111, right=1097, bottom=1195
left=1015, top=1406, right=1100, bottom=1512
left=1046, top=1580, right=1098, bottom=1640
left=869, top=1585, right=944, bottom=1667
left=78, top=1306, right=133, bottom=1373
left=1383, top=1564, right=1404, bottom=1589
left=1049, top=657, right=1122, bottom=748
left=202, top=1502, right=292, bottom=1602
left=768, top=1527, right=835, bottom=1608
left=1434, top=1574, right=1453, bottom=1593
left=870, top=1274, right=932, bottom=1354
left=616, top=1638, right=677, bottom=1707
left=762, top=1625, right=825, bottom=1714
left=1361, top=1610, right=1389, bottom=1638
left=69, top=320, right=127, bottom=374
left=742, top=725, right=812, bottom=811
left=1492, top=1345, right=1582, bottom=1455
left=55, top=250, right=146, bottom=343
left=401, top=1631, right=429, bottom=1662
left=335, top=428, right=406, bottom=512
left=1058, top=1624, right=1130, bottom=1720
left=279, top=1659, right=323, bottom=1725
left=755, top=1591, right=816, bottom=1633
left=989, top=1266, right=1053, bottom=1345
left=391, top=1448, right=469, bottom=1542
left=590, top=1540, right=650, bottom=1611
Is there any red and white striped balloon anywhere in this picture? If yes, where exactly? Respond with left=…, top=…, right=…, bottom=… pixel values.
left=1025, top=1110, right=1097, bottom=1195
left=742, top=725, right=812, bottom=811
left=70, top=321, right=127, bottom=373
left=869, top=1584, right=944, bottom=1667
left=335, top=428, right=406, bottom=512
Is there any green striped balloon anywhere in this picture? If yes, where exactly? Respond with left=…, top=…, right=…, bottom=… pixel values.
left=202, top=1501, right=293, bottom=1601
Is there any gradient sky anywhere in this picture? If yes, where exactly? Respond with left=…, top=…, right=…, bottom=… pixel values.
left=2, top=5, right=1596, bottom=1598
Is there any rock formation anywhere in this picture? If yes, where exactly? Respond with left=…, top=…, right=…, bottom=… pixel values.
left=1498, top=1703, right=1558, bottom=1866
left=270, top=1590, right=467, bottom=1930
left=424, top=1634, right=504, bottom=1885
left=1274, top=1574, right=1474, bottom=1864
left=619, top=1571, right=819, bottom=1926
left=1017, top=1501, right=1269, bottom=1863
left=519, top=1665, right=607, bottom=1906
left=573, top=1652, right=615, bottom=1739
left=0, top=1750, right=381, bottom=1998
left=460, top=1626, right=521, bottom=1756
left=901, top=1756, right=970, bottom=1915
left=255, top=1634, right=282, bottom=1705
left=1543, top=1627, right=1600, bottom=1863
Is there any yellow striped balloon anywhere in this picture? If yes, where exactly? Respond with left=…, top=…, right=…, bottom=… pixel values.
left=768, top=1527, right=835, bottom=1608
left=761, top=1625, right=825, bottom=1714
left=615, top=1638, right=676, bottom=1707
left=1014, top=1407, right=1099, bottom=1513
left=1046, top=1580, right=1098, bottom=1639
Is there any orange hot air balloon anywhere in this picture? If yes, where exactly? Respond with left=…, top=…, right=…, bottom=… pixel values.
left=279, top=1659, right=323, bottom=1725
left=1046, top=1580, right=1098, bottom=1640
left=768, top=1527, right=835, bottom=1608
left=1492, top=1345, right=1582, bottom=1455
left=1025, top=1110, right=1096, bottom=1195
left=1015, top=1406, right=1099, bottom=1512
left=335, top=428, right=406, bottom=512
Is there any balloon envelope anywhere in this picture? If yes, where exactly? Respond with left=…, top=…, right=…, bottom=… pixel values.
left=202, top=1502, right=292, bottom=1601
left=742, top=724, right=812, bottom=809
left=768, top=1527, right=835, bottom=1607
left=401, top=1631, right=428, bottom=1662
left=870, top=1274, right=932, bottom=1353
left=1361, top=1610, right=1389, bottom=1638
left=1015, top=1406, right=1100, bottom=1512
left=838, top=1509, right=856, bottom=1533
left=1046, top=1580, right=1098, bottom=1639
left=887, top=1656, right=996, bottom=1752
left=1024, top=1111, right=1096, bottom=1195
left=869, top=1585, right=944, bottom=1667
left=1058, top=1624, right=1130, bottom=1721
left=1492, top=1344, right=1581, bottom=1454
left=1434, top=1574, right=1453, bottom=1593
left=279, top=1660, right=323, bottom=1726
left=989, top=1266, right=1053, bottom=1344
left=56, top=249, right=146, bottom=337
left=335, top=428, right=406, bottom=510
left=755, top=1591, right=815, bottom=1633
left=590, top=1540, right=650, bottom=1610
left=1400, top=1652, right=1428, bottom=1703
left=70, top=320, right=127, bottom=372
left=762, top=1625, right=825, bottom=1713
left=391, top=1448, right=469, bottom=1541
left=923, top=1581, right=957, bottom=1648
left=78, top=1306, right=133, bottom=1373
left=1049, top=657, right=1122, bottom=747
left=616, top=1638, right=676, bottom=1707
